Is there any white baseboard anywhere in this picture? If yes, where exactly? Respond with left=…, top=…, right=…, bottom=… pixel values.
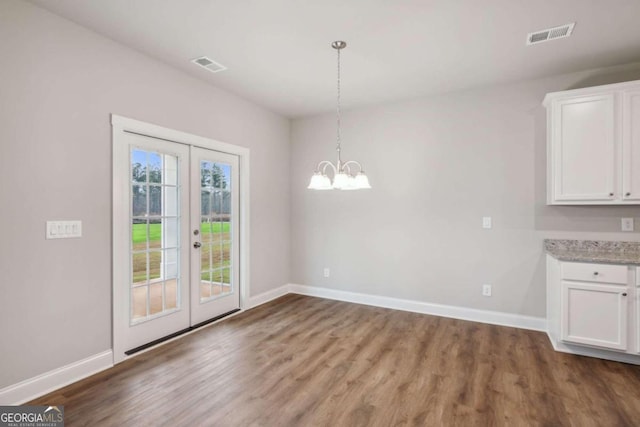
left=0, top=350, right=113, bottom=405
left=246, top=284, right=290, bottom=309
left=288, top=283, right=547, bottom=332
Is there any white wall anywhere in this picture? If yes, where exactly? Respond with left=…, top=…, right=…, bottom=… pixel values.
left=290, top=64, right=640, bottom=319
left=0, top=1, right=290, bottom=389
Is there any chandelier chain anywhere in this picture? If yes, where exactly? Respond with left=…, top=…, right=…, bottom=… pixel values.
left=336, top=46, right=341, bottom=155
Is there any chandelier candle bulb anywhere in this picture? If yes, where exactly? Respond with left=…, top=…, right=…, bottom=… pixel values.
left=307, top=40, right=371, bottom=191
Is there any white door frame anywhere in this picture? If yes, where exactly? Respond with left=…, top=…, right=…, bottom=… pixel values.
left=111, top=114, right=250, bottom=364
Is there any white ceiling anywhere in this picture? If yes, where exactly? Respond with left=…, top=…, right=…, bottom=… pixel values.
left=29, top=0, right=640, bottom=118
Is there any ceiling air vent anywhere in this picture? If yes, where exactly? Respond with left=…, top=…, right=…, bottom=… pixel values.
left=526, top=22, right=575, bottom=45
left=191, top=56, right=227, bottom=73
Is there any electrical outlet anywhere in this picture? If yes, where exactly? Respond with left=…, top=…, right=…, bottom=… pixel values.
left=323, top=267, right=330, bottom=278
left=621, top=218, right=634, bottom=232
left=482, top=217, right=492, bottom=229
left=482, top=284, right=492, bottom=297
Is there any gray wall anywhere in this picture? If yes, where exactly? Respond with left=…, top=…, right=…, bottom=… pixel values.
left=291, top=64, right=640, bottom=319
left=3, top=0, right=640, bottom=395
left=0, top=1, right=290, bottom=388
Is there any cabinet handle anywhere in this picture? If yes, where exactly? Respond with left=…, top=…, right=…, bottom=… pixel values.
left=609, top=193, right=614, bottom=196
left=622, top=293, right=627, bottom=297
left=593, top=272, right=599, bottom=275
left=626, top=192, right=631, bottom=197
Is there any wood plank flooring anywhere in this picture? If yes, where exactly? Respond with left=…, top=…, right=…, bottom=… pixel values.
left=31, top=294, right=640, bottom=426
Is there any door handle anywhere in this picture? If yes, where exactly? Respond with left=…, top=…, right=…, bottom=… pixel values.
left=193, top=242, right=202, bottom=249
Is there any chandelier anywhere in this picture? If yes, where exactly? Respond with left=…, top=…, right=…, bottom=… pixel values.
left=308, top=41, right=371, bottom=190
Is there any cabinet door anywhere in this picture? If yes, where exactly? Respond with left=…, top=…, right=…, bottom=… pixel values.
left=622, top=90, right=640, bottom=201
left=561, top=281, right=628, bottom=350
left=552, top=94, right=616, bottom=202
left=637, top=288, right=640, bottom=354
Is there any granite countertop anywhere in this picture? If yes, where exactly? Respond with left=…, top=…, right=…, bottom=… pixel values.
left=545, top=239, right=640, bottom=265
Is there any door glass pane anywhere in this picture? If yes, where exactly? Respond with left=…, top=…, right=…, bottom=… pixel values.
left=149, top=282, right=164, bottom=315
left=132, top=150, right=147, bottom=183
left=201, top=242, right=212, bottom=272
left=200, top=161, right=233, bottom=302
left=132, top=185, right=147, bottom=217
left=164, top=218, right=179, bottom=248
left=130, top=148, right=181, bottom=324
left=149, top=250, right=161, bottom=280
left=164, top=248, right=179, bottom=279
left=132, top=286, right=148, bottom=320
left=132, top=221, right=147, bottom=250
left=220, top=267, right=231, bottom=289
left=148, top=152, right=162, bottom=184
left=164, top=186, right=178, bottom=216
left=149, top=186, right=162, bottom=216
left=148, top=221, right=161, bottom=249
left=132, top=252, right=148, bottom=284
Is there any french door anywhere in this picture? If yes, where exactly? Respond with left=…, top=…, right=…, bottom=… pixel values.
left=190, top=147, right=239, bottom=325
left=113, top=126, right=241, bottom=362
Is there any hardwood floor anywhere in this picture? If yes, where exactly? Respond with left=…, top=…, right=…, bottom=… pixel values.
left=31, top=294, right=640, bottom=426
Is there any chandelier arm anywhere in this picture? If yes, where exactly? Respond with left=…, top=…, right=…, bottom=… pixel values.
left=342, top=160, right=364, bottom=174
left=316, top=160, right=337, bottom=175
left=341, top=162, right=352, bottom=175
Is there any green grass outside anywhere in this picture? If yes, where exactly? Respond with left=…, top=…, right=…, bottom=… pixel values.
left=132, top=222, right=230, bottom=244
left=131, top=221, right=231, bottom=283
left=201, top=267, right=231, bottom=284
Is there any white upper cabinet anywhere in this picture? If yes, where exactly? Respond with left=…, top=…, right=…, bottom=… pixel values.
left=623, top=89, right=640, bottom=201
left=545, top=80, right=640, bottom=205
left=552, top=94, right=616, bottom=202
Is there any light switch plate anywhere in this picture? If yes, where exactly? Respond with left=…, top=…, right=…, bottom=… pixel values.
left=482, top=217, right=492, bottom=229
left=46, top=220, right=82, bottom=239
left=621, top=218, right=634, bottom=232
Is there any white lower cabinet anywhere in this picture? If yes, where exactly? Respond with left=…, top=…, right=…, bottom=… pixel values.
left=637, top=267, right=640, bottom=354
left=637, top=288, right=640, bottom=354
left=547, top=256, right=639, bottom=363
left=561, top=281, right=628, bottom=350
